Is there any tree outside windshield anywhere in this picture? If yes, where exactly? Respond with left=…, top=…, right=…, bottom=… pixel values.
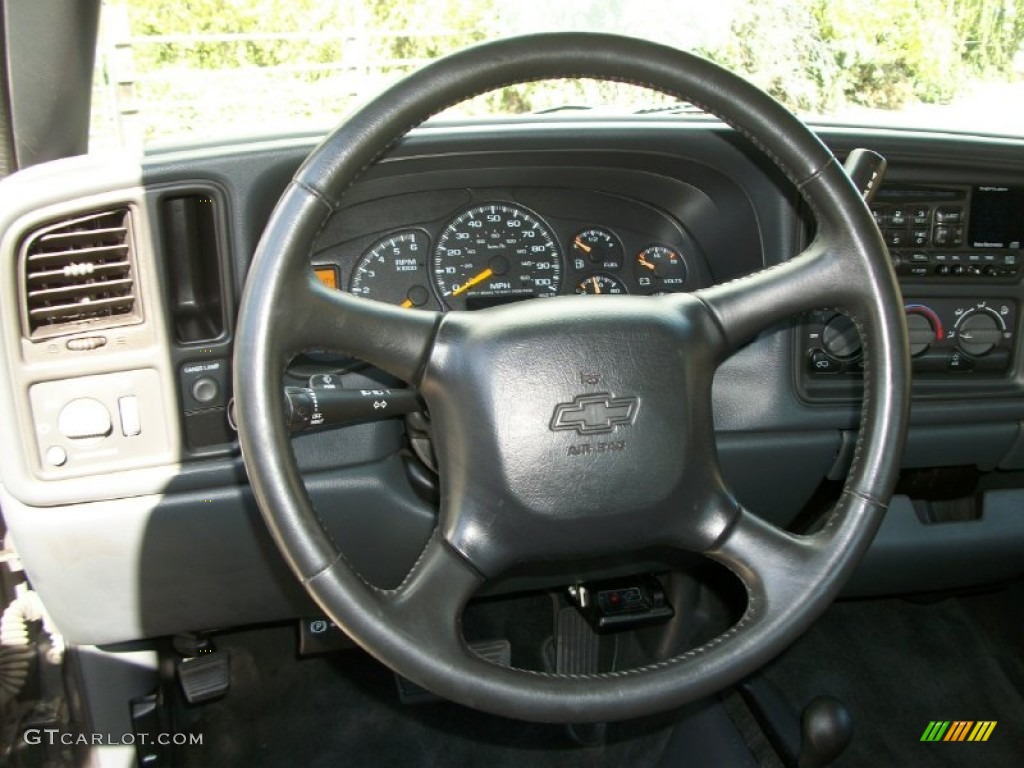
left=90, top=0, right=1024, bottom=149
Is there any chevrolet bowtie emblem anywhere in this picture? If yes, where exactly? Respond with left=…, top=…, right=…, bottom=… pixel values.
left=550, top=393, right=640, bottom=435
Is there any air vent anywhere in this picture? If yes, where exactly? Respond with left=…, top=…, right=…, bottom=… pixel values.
left=22, top=207, right=141, bottom=339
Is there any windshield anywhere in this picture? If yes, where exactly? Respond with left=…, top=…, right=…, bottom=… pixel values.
left=89, top=0, right=1024, bottom=150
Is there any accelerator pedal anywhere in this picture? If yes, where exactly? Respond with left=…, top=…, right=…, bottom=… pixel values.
left=555, top=606, right=606, bottom=746
left=395, top=638, right=511, bottom=704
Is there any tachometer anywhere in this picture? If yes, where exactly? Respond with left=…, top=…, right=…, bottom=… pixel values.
left=433, top=204, right=562, bottom=310
left=350, top=231, right=432, bottom=308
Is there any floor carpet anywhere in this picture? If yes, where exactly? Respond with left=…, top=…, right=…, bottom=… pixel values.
left=177, top=581, right=1024, bottom=767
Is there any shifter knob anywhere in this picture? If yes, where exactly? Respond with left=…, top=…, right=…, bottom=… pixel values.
left=798, top=696, right=853, bottom=768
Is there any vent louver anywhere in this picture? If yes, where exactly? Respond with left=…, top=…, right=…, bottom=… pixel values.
left=22, top=208, right=141, bottom=339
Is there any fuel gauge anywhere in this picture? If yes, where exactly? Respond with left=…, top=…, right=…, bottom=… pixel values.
left=571, top=228, right=623, bottom=271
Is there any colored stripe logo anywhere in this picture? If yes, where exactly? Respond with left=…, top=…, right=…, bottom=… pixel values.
left=921, top=721, right=997, bottom=742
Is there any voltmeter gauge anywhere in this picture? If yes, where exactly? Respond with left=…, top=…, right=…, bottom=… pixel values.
left=350, top=231, right=432, bottom=308
left=634, top=245, right=687, bottom=293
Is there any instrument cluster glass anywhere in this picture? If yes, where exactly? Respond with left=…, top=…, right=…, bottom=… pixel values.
left=325, top=200, right=697, bottom=310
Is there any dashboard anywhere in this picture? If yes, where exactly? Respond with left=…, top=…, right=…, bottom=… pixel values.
left=2, top=118, right=1024, bottom=647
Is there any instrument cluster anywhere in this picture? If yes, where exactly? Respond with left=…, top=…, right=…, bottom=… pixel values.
left=313, top=195, right=703, bottom=311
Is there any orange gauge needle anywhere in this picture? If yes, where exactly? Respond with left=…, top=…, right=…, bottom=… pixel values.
left=638, top=255, right=656, bottom=271
left=451, top=267, right=494, bottom=297
left=590, top=276, right=602, bottom=294
left=574, top=237, right=592, bottom=254
left=399, top=298, right=414, bottom=309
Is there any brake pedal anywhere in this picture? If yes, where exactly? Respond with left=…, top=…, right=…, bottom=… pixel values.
left=177, top=650, right=230, bottom=704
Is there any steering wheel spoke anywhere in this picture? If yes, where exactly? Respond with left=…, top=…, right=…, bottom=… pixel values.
left=306, top=534, right=487, bottom=697
left=705, top=506, right=823, bottom=612
left=287, top=276, right=440, bottom=383
left=694, top=239, right=856, bottom=360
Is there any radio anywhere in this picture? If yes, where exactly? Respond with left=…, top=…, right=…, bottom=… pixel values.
left=872, top=185, right=1022, bottom=280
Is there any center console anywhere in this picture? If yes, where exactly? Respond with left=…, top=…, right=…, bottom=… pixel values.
left=802, top=183, right=1023, bottom=399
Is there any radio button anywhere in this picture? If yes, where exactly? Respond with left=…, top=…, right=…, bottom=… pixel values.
left=886, top=229, right=907, bottom=247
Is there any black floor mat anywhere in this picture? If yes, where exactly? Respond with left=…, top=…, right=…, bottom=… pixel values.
left=761, top=589, right=1024, bottom=768
left=176, top=584, right=1023, bottom=767
left=176, top=624, right=674, bottom=768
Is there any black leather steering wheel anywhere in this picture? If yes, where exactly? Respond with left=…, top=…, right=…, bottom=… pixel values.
left=234, top=33, right=909, bottom=723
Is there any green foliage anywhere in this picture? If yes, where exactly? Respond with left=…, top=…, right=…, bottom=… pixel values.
left=94, top=0, right=1024, bottom=147
left=127, top=0, right=495, bottom=77
left=706, top=0, right=1024, bottom=113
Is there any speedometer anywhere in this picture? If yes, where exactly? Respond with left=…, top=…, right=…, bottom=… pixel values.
left=433, top=203, right=562, bottom=310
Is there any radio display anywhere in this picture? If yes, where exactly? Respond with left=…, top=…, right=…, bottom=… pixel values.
left=969, top=186, right=1024, bottom=249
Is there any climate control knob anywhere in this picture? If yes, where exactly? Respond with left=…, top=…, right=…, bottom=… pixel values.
left=821, top=314, right=860, bottom=359
left=956, top=312, right=1001, bottom=356
left=904, top=305, right=942, bottom=356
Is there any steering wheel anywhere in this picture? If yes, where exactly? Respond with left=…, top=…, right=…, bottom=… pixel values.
left=234, top=33, right=909, bottom=723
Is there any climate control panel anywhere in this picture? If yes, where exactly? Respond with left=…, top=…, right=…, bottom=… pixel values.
left=806, top=298, right=1016, bottom=377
